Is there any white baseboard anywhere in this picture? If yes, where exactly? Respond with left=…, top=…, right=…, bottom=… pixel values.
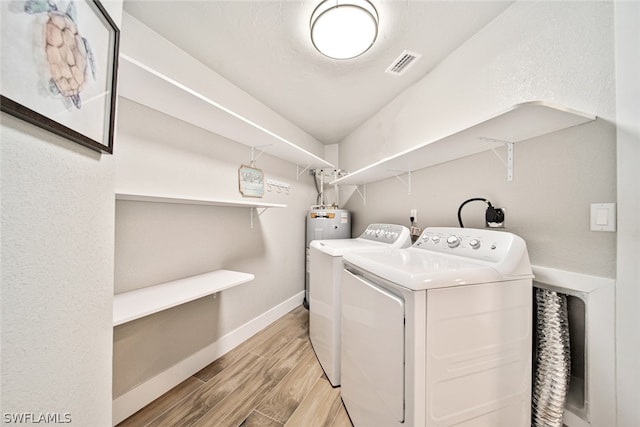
left=112, top=291, right=305, bottom=425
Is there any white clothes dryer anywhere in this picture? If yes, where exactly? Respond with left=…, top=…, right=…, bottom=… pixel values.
left=341, top=227, right=534, bottom=427
left=309, top=224, right=411, bottom=386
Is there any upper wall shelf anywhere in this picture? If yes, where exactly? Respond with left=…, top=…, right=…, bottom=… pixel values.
left=331, top=101, right=596, bottom=186
left=118, top=54, right=333, bottom=169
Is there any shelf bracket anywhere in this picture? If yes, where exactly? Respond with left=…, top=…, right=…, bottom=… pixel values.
left=353, top=184, right=366, bottom=205
left=389, top=170, right=412, bottom=195
left=250, top=207, right=269, bottom=229
left=296, top=164, right=312, bottom=180
left=249, top=145, right=272, bottom=167
left=479, top=137, right=514, bottom=182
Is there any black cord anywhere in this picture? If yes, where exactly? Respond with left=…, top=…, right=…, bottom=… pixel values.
left=457, top=198, right=492, bottom=228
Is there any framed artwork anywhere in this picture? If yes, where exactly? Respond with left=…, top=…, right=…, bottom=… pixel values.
left=238, top=165, right=264, bottom=198
left=0, top=0, right=120, bottom=153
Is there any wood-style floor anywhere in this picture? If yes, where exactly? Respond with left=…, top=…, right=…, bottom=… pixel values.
left=117, top=305, right=353, bottom=427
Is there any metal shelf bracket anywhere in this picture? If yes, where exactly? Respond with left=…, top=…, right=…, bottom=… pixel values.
left=297, top=164, right=312, bottom=180
left=249, top=144, right=272, bottom=167
left=480, top=137, right=514, bottom=182
left=250, top=207, right=269, bottom=229
left=389, top=170, right=412, bottom=195
left=354, top=184, right=366, bottom=205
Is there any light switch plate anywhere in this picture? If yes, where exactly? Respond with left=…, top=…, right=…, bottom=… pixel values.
left=590, top=203, right=616, bottom=232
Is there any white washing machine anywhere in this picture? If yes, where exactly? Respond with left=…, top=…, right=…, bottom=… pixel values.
left=309, top=224, right=411, bottom=387
left=341, top=227, right=534, bottom=427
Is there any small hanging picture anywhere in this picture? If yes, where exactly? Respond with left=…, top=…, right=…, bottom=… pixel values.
left=238, top=165, right=264, bottom=198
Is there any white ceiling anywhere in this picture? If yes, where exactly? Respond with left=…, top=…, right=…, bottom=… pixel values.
left=123, top=1, right=513, bottom=145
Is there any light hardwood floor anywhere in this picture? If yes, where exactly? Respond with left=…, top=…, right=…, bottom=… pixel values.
left=117, top=305, right=353, bottom=427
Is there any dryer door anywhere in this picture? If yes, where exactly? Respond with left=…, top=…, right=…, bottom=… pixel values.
left=341, top=269, right=405, bottom=426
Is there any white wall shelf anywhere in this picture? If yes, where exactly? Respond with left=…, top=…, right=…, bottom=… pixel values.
left=118, top=54, right=333, bottom=170
left=331, top=101, right=596, bottom=186
left=115, top=192, right=287, bottom=209
left=113, top=270, right=255, bottom=326
left=115, top=192, right=285, bottom=229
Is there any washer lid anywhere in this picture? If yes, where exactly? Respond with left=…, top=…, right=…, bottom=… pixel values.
left=343, top=248, right=503, bottom=290
left=309, top=223, right=411, bottom=256
left=310, top=238, right=390, bottom=256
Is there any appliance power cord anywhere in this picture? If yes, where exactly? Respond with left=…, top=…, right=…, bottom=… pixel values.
left=457, top=197, right=492, bottom=228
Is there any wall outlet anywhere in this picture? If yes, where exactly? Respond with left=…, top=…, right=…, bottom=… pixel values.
left=486, top=207, right=506, bottom=228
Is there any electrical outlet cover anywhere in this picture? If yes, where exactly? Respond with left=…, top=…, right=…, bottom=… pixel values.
left=590, top=203, right=616, bottom=232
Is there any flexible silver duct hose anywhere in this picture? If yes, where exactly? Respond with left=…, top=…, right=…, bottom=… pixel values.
left=532, top=288, right=571, bottom=427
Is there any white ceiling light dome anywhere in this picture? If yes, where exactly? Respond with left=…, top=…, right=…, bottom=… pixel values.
left=310, top=0, right=379, bottom=60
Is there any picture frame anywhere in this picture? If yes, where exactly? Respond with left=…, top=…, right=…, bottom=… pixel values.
left=0, top=0, right=120, bottom=154
left=238, top=165, right=265, bottom=198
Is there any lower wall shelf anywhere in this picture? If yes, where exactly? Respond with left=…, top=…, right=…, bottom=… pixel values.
left=113, top=269, right=255, bottom=326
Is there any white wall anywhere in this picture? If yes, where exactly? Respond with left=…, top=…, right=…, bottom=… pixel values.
left=340, top=1, right=615, bottom=173
left=112, top=97, right=318, bottom=399
left=340, top=1, right=616, bottom=278
left=343, top=119, right=616, bottom=278
left=110, top=13, right=331, bottom=421
left=0, top=2, right=122, bottom=425
left=614, top=2, right=640, bottom=426
left=119, top=12, right=326, bottom=162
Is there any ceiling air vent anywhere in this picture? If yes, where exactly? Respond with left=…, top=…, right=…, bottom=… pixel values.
left=385, top=50, right=422, bottom=76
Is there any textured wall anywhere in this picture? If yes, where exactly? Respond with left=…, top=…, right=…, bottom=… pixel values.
left=1, top=117, right=116, bottom=426
left=0, top=0, right=122, bottom=421
left=1, top=3, right=121, bottom=423
left=340, top=1, right=615, bottom=173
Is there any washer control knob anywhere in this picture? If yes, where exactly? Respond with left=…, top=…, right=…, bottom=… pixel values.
left=446, top=235, right=461, bottom=248
left=432, top=236, right=441, bottom=244
left=469, top=239, right=481, bottom=249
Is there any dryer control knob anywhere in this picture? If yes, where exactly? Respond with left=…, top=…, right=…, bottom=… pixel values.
left=447, top=235, right=461, bottom=248
left=432, top=236, right=441, bottom=243
left=469, top=239, right=481, bottom=249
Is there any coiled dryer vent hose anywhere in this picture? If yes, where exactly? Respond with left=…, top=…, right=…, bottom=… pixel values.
left=532, top=288, right=571, bottom=427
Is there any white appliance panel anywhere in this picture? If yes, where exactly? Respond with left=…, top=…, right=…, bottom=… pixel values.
left=342, top=269, right=405, bottom=425
left=426, top=280, right=532, bottom=425
left=309, top=247, right=342, bottom=383
left=309, top=223, right=411, bottom=386
left=340, top=227, right=533, bottom=427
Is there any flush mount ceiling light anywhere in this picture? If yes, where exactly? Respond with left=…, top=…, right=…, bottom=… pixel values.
left=310, top=0, right=379, bottom=60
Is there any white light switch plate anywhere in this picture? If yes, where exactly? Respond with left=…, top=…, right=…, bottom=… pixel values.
left=590, top=203, right=616, bottom=232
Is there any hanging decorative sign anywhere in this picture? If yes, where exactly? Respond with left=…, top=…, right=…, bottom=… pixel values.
left=238, top=165, right=264, bottom=198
